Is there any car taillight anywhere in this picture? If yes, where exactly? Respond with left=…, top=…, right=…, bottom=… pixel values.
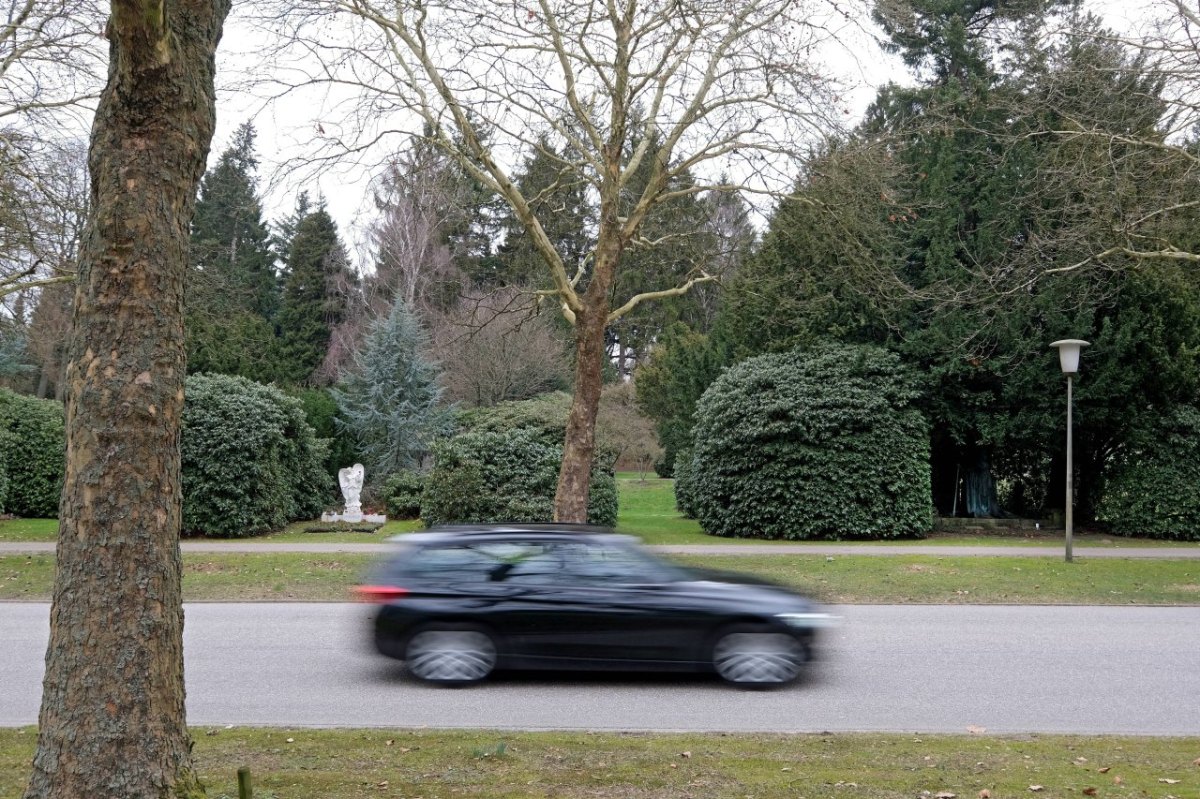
left=355, top=585, right=410, bottom=603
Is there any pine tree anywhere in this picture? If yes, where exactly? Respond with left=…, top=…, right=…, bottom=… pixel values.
left=494, top=135, right=594, bottom=289
left=186, top=122, right=279, bottom=380
left=331, top=297, right=452, bottom=480
left=275, top=203, right=356, bottom=385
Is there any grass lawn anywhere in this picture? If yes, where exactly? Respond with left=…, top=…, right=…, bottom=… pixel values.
left=3, top=476, right=1193, bottom=548
left=3, top=550, right=1198, bottom=604
left=3, top=727, right=1199, bottom=799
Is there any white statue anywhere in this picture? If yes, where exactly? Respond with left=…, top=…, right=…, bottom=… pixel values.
left=338, top=463, right=365, bottom=521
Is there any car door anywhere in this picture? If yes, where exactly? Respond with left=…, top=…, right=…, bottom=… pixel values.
left=499, top=541, right=708, bottom=665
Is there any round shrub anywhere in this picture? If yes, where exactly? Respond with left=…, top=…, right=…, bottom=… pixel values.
left=0, top=389, right=65, bottom=518
left=384, top=469, right=426, bottom=520
left=422, top=427, right=617, bottom=527
left=1097, top=406, right=1200, bottom=540
left=690, top=344, right=932, bottom=540
left=182, top=374, right=333, bottom=537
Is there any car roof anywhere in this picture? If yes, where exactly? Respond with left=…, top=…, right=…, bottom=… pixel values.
left=387, top=523, right=637, bottom=547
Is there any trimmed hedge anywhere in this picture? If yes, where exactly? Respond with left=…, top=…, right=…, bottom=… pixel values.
left=1097, top=406, right=1200, bottom=540
left=422, top=426, right=618, bottom=528
left=690, top=344, right=932, bottom=540
left=0, top=389, right=65, bottom=518
left=182, top=374, right=333, bottom=537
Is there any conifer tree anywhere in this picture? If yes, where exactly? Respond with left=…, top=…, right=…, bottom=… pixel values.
left=186, top=122, right=278, bottom=380
left=332, top=297, right=452, bottom=480
left=275, top=203, right=356, bottom=385
left=494, top=136, right=594, bottom=289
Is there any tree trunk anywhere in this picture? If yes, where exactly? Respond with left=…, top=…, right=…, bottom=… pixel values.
left=24, top=2, right=229, bottom=798
left=554, top=304, right=608, bottom=522
left=554, top=222, right=622, bottom=523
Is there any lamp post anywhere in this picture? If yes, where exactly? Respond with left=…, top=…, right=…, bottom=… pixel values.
left=1050, top=339, right=1089, bottom=563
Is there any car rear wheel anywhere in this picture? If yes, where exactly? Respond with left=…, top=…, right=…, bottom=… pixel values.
left=712, top=626, right=806, bottom=687
left=405, top=626, right=497, bottom=685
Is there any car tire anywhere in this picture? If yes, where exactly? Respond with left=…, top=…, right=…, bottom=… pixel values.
left=405, top=624, right=498, bottom=686
left=711, top=624, right=807, bottom=688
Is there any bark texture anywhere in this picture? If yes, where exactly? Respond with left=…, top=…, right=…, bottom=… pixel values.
left=553, top=229, right=622, bottom=523
left=23, top=2, right=229, bottom=798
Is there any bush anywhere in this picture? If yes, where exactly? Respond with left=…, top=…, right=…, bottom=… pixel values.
left=0, top=429, right=11, bottom=514
left=690, top=344, right=932, bottom=540
left=672, top=447, right=699, bottom=519
left=423, top=427, right=618, bottom=527
left=0, top=389, right=65, bottom=518
left=1097, top=406, right=1200, bottom=540
left=182, top=374, right=333, bottom=537
left=384, top=469, right=426, bottom=520
left=286, top=387, right=359, bottom=478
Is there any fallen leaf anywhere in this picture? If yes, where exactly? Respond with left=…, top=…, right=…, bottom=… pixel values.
left=1083, top=789, right=1097, bottom=796
left=377, top=781, right=389, bottom=789
left=1029, top=786, right=1044, bottom=792
left=680, top=751, right=692, bottom=759
left=967, top=725, right=987, bottom=734
left=1159, top=778, right=1181, bottom=784
left=669, top=763, right=677, bottom=769
left=1098, top=767, right=1110, bottom=773
left=935, top=792, right=956, bottom=798
left=1075, top=757, right=1089, bottom=764
left=385, top=740, right=394, bottom=746
left=781, top=767, right=792, bottom=772
left=286, top=737, right=295, bottom=743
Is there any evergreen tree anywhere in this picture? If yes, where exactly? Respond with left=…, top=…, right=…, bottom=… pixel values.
left=606, top=128, right=716, bottom=376
left=494, top=136, right=594, bottom=289
left=331, top=297, right=453, bottom=480
left=186, top=122, right=279, bottom=381
left=713, top=4, right=1200, bottom=521
left=275, top=203, right=356, bottom=385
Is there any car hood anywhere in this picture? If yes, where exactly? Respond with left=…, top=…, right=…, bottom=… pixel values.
left=671, top=567, right=823, bottom=614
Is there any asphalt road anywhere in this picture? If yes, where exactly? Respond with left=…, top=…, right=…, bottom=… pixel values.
left=3, top=602, right=1199, bottom=735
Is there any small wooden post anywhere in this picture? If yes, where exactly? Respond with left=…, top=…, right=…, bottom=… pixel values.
left=237, top=767, right=252, bottom=799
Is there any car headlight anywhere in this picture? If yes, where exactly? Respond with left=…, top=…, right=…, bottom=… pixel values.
left=775, top=612, right=838, bottom=628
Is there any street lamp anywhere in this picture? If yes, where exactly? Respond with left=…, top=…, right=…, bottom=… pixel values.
left=1050, top=339, right=1089, bottom=563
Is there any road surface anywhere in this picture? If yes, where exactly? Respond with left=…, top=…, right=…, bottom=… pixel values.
left=3, top=602, right=1198, bottom=734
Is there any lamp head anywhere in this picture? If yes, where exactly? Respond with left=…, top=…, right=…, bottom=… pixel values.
left=1050, top=339, right=1090, bottom=374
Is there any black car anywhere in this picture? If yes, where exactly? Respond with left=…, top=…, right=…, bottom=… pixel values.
left=357, top=524, right=834, bottom=687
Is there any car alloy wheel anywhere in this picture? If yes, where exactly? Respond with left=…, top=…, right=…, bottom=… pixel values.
left=712, top=628, right=805, bottom=686
left=406, top=627, right=497, bottom=685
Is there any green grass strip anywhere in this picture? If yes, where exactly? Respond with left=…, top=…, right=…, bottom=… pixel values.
left=2, top=727, right=1198, bottom=799
left=3, top=552, right=1199, bottom=604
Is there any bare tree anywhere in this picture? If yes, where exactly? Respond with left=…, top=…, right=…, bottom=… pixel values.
left=24, top=1, right=230, bottom=798
left=272, top=0, right=849, bottom=520
left=0, top=0, right=105, bottom=300
left=430, top=288, right=571, bottom=407
left=367, top=139, right=470, bottom=314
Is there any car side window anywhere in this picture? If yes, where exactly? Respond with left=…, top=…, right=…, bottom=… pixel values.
left=555, top=543, right=673, bottom=584
left=403, top=542, right=552, bottom=582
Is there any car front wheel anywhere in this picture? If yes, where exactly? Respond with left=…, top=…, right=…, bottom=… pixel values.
left=712, top=626, right=806, bottom=687
left=405, top=625, right=498, bottom=685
